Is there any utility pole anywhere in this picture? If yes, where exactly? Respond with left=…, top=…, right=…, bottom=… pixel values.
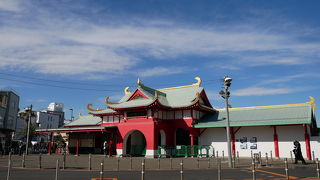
left=219, top=76, right=233, bottom=168
left=25, top=105, right=32, bottom=155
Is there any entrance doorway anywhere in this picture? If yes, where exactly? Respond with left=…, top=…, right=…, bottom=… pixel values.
left=124, top=130, right=146, bottom=156
left=175, top=128, right=190, bottom=145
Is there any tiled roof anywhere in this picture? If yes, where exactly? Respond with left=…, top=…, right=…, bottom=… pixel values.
left=64, top=115, right=101, bottom=126
left=194, top=103, right=314, bottom=128
left=87, top=77, right=214, bottom=113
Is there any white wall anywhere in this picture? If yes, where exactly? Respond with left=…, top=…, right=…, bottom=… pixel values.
left=199, top=125, right=320, bottom=159
left=310, top=136, right=320, bottom=159
left=278, top=125, right=306, bottom=158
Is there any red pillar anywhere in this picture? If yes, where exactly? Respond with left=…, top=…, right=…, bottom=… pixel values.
left=108, top=139, right=113, bottom=156
left=304, top=125, right=311, bottom=160
left=48, top=133, right=52, bottom=155
left=190, top=134, right=194, bottom=146
left=231, top=127, right=235, bottom=156
left=76, top=135, right=80, bottom=156
left=273, top=126, right=279, bottom=158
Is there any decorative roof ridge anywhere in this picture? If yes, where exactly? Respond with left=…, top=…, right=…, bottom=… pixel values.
left=157, top=77, right=202, bottom=91
left=105, top=96, right=120, bottom=105
left=139, top=84, right=166, bottom=97
left=87, top=104, right=105, bottom=112
left=79, top=114, right=94, bottom=117
left=216, top=96, right=315, bottom=111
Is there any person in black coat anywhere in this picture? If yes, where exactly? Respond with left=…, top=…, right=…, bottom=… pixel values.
left=293, top=140, right=306, bottom=164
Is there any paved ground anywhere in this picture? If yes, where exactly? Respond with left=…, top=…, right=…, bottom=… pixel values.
left=0, top=154, right=319, bottom=179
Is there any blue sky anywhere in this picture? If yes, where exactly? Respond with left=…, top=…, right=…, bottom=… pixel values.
left=0, top=0, right=320, bottom=122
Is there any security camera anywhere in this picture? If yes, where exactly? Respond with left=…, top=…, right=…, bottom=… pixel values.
left=224, top=77, right=232, bottom=82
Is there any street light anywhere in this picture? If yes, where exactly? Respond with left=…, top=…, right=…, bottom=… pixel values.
left=69, top=108, right=74, bottom=121
left=18, top=105, right=33, bottom=155
left=219, top=76, right=233, bottom=168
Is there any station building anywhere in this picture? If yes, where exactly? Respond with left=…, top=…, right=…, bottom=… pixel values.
left=37, top=77, right=319, bottom=159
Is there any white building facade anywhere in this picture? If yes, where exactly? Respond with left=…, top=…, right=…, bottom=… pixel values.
left=196, top=97, right=319, bottom=160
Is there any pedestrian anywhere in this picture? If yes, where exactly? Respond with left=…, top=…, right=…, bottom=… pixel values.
left=103, top=140, right=108, bottom=156
left=18, top=141, right=23, bottom=156
left=293, top=140, right=306, bottom=164
left=0, top=140, right=3, bottom=156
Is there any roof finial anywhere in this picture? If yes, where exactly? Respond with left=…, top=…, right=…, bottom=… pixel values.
left=124, top=87, right=131, bottom=95
left=192, top=77, right=202, bottom=86
left=306, top=96, right=316, bottom=111
left=137, top=78, right=143, bottom=86
left=87, top=104, right=103, bottom=112
left=105, top=97, right=120, bottom=105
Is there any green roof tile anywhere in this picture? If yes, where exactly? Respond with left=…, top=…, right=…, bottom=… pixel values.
left=194, top=104, right=313, bottom=128
left=65, top=115, right=101, bottom=126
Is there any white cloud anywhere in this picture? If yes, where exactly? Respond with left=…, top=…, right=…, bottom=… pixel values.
left=138, top=67, right=187, bottom=77
left=233, top=87, right=294, bottom=96
left=0, top=0, right=21, bottom=12
left=258, top=73, right=320, bottom=85
left=0, top=2, right=319, bottom=77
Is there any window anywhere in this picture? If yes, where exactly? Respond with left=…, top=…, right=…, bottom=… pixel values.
left=127, top=111, right=147, bottom=117
left=0, top=95, right=8, bottom=108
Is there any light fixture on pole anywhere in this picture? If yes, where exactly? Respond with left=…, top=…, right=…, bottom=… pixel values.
left=219, top=76, right=233, bottom=168
left=69, top=108, right=74, bottom=121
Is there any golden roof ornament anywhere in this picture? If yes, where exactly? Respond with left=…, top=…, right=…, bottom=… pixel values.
left=192, top=77, right=202, bottom=86
left=137, top=78, right=144, bottom=86
left=158, top=76, right=202, bottom=90
left=124, top=87, right=131, bottom=95
left=87, top=104, right=103, bottom=112
left=306, top=96, right=316, bottom=111
left=105, top=96, right=120, bottom=105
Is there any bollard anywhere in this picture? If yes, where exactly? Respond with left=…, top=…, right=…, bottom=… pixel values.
left=251, top=150, right=253, bottom=158
left=141, top=159, right=145, bottom=180
left=88, top=154, right=92, bottom=171
left=252, top=158, right=256, bottom=180
left=180, top=160, right=184, bottom=180
left=290, top=151, right=293, bottom=163
left=39, top=153, right=42, bottom=169
left=117, top=158, right=120, bottom=171
left=130, top=157, right=133, bottom=170
left=237, top=151, right=239, bottom=164
left=22, top=153, right=25, bottom=168
left=312, top=151, right=315, bottom=163
left=259, top=152, right=262, bottom=166
left=62, top=153, right=66, bottom=170
left=316, top=158, right=320, bottom=179
left=216, top=151, right=219, bottom=158
left=6, top=153, right=11, bottom=180
left=232, top=155, right=236, bottom=168
left=270, top=151, right=273, bottom=162
left=208, top=158, right=210, bottom=169
left=197, top=157, right=200, bottom=168
left=55, top=159, right=59, bottom=180
left=284, top=158, right=289, bottom=180
left=170, top=157, right=173, bottom=169
left=158, top=157, right=161, bottom=169
left=100, top=159, right=104, bottom=180
left=316, top=159, right=320, bottom=178
left=265, top=153, right=269, bottom=167
left=217, top=158, right=221, bottom=180
left=222, top=150, right=224, bottom=160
